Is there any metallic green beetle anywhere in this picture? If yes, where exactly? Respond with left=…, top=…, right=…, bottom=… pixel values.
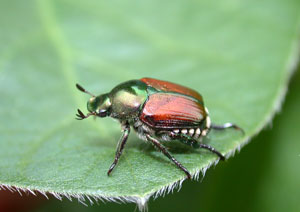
left=76, top=78, right=244, bottom=179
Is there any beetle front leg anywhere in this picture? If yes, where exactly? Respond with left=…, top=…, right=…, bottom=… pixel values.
left=107, top=122, right=130, bottom=176
left=145, top=134, right=192, bottom=179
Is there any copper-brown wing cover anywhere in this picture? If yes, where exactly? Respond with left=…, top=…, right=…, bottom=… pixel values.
left=140, top=93, right=206, bottom=129
left=140, top=77, right=203, bottom=103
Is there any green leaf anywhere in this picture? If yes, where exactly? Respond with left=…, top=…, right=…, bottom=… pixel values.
left=33, top=67, right=300, bottom=212
left=0, top=0, right=299, bottom=209
left=193, top=66, right=300, bottom=212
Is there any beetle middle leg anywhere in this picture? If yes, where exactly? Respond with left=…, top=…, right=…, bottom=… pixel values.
left=170, top=133, right=225, bottom=161
left=107, top=122, right=130, bottom=176
left=145, top=134, right=192, bottom=179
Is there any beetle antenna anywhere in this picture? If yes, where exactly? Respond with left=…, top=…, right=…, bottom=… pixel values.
left=76, top=83, right=95, bottom=97
left=76, top=109, right=96, bottom=120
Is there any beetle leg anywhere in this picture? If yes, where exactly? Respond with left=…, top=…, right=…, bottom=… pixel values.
left=145, top=134, right=192, bottom=179
left=107, top=122, right=130, bottom=176
left=171, top=133, right=225, bottom=161
left=197, top=143, right=225, bottom=160
left=168, top=132, right=198, bottom=148
left=211, top=123, right=245, bottom=135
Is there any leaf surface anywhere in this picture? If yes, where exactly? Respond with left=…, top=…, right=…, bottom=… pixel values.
left=0, top=0, right=299, bottom=208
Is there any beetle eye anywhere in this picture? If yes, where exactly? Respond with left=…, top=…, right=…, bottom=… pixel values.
left=96, top=108, right=105, bottom=113
left=96, top=109, right=107, bottom=117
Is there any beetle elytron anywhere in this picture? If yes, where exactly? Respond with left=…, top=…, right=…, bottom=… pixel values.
left=76, top=78, right=243, bottom=179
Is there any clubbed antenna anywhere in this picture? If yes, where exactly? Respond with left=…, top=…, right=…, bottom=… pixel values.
left=76, top=83, right=95, bottom=97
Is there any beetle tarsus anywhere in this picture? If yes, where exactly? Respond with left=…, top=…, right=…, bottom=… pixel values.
left=186, top=171, right=192, bottom=180
left=211, top=123, right=245, bottom=135
left=219, top=154, right=225, bottom=161
left=198, top=143, right=225, bottom=160
left=75, top=109, right=97, bottom=120
left=107, top=164, right=115, bottom=176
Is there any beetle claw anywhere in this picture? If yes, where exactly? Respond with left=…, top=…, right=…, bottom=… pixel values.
left=234, top=126, right=245, bottom=135
left=219, top=155, right=225, bottom=161
left=186, top=172, right=192, bottom=180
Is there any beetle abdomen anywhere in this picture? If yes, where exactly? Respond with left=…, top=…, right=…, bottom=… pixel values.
left=140, top=93, right=206, bottom=129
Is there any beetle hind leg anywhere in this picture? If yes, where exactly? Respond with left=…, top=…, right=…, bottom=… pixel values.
left=197, top=143, right=225, bottom=160
left=211, top=123, right=245, bottom=135
left=145, top=134, right=192, bottom=179
left=171, top=133, right=225, bottom=161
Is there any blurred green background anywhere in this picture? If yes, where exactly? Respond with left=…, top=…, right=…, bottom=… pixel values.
left=1, top=0, right=300, bottom=211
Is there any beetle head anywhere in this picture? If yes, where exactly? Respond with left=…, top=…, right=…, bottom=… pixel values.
left=87, top=94, right=111, bottom=117
left=75, top=83, right=111, bottom=120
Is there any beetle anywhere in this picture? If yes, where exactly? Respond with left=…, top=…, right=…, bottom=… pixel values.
left=75, top=78, right=244, bottom=179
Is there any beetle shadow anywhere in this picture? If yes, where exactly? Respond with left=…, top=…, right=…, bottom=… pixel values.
left=134, top=138, right=205, bottom=165
left=132, top=134, right=228, bottom=168
left=140, top=141, right=197, bottom=154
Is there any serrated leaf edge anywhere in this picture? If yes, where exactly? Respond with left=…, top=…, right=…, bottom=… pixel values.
left=1, top=8, right=299, bottom=212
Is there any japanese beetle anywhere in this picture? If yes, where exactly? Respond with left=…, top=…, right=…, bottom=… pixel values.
left=76, top=78, right=243, bottom=179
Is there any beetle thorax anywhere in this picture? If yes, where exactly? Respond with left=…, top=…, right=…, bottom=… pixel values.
left=109, top=80, right=148, bottom=120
